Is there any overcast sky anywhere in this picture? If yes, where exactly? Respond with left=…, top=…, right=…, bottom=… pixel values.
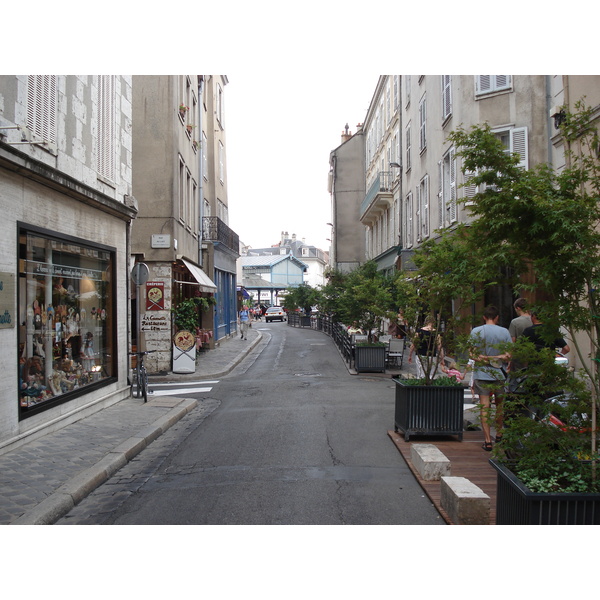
left=226, top=71, right=378, bottom=252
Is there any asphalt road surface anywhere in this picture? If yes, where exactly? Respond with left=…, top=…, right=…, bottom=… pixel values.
left=58, top=323, right=444, bottom=525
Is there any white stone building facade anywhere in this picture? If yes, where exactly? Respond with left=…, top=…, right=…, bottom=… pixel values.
left=0, top=75, right=135, bottom=452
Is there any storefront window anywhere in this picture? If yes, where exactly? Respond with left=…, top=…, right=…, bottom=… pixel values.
left=18, top=226, right=116, bottom=415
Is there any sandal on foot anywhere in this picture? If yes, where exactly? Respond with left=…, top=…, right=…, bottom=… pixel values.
left=482, top=441, right=493, bottom=451
left=495, top=435, right=503, bottom=443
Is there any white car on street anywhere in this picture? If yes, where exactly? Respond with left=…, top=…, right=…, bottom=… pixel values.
left=265, top=307, right=286, bottom=322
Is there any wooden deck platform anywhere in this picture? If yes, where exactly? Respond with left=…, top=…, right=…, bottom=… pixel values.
left=388, top=429, right=498, bottom=525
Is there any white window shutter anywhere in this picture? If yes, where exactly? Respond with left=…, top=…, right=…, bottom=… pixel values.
left=510, top=126, right=528, bottom=170
left=438, top=160, right=444, bottom=227
left=97, top=75, right=115, bottom=181
left=463, top=168, right=478, bottom=203
left=26, top=75, right=57, bottom=143
left=416, top=185, right=421, bottom=240
left=442, top=75, right=452, bottom=119
left=422, top=175, right=429, bottom=238
left=449, top=148, right=457, bottom=221
left=477, top=76, right=491, bottom=94
left=406, top=123, right=411, bottom=171
left=496, top=75, right=510, bottom=89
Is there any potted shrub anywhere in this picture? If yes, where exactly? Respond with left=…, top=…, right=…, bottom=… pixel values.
left=391, top=228, right=482, bottom=440
left=447, top=103, right=600, bottom=522
left=282, top=283, right=321, bottom=327
left=489, top=337, right=600, bottom=524
left=321, top=262, right=395, bottom=373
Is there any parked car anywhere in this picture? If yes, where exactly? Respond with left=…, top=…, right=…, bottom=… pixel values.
left=265, top=306, right=286, bottom=322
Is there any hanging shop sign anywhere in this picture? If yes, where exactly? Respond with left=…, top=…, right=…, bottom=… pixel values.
left=146, top=281, right=165, bottom=310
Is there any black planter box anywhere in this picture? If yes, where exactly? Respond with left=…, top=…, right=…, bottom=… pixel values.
left=490, top=459, right=600, bottom=525
left=354, top=345, right=386, bottom=373
left=393, top=377, right=464, bottom=441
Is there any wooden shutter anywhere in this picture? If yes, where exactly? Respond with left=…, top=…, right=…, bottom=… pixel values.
left=419, top=96, right=427, bottom=150
left=449, top=148, right=457, bottom=222
left=405, top=123, right=411, bottom=171
left=97, top=75, right=115, bottom=181
left=463, top=167, right=478, bottom=203
left=442, top=75, right=452, bottom=120
left=477, top=76, right=491, bottom=94
left=26, top=75, right=57, bottom=143
left=438, top=160, right=444, bottom=227
left=422, top=175, right=429, bottom=238
left=415, top=185, right=421, bottom=241
left=510, top=127, right=528, bottom=170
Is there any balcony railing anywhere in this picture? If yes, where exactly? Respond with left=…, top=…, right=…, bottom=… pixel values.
left=360, top=171, right=394, bottom=220
left=202, top=216, right=240, bottom=255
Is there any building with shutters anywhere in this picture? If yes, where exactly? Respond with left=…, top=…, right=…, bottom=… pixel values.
left=357, top=75, right=549, bottom=325
left=0, top=75, right=135, bottom=451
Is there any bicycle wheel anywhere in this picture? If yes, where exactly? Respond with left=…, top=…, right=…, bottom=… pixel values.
left=140, top=366, right=148, bottom=402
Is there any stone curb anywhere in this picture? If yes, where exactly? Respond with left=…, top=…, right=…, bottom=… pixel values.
left=10, top=398, right=198, bottom=525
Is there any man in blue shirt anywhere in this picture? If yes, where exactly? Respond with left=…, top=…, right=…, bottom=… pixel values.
left=238, top=305, right=250, bottom=340
left=469, top=305, right=512, bottom=451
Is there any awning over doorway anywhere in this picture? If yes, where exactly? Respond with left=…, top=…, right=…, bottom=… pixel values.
left=180, top=258, right=217, bottom=293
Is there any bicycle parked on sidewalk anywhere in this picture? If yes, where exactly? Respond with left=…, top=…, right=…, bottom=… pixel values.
left=129, top=350, right=156, bottom=402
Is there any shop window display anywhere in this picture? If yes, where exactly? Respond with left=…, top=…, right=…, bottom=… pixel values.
left=18, top=227, right=115, bottom=415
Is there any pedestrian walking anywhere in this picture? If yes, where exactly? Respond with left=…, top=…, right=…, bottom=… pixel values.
left=509, top=297, right=532, bottom=342
left=522, top=312, right=570, bottom=355
left=238, top=305, right=251, bottom=340
left=469, top=305, right=512, bottom=451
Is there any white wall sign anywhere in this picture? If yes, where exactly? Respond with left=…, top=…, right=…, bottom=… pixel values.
left=151, top=234, right=171, bottom=249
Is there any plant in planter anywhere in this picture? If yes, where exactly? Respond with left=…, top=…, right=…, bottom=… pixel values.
left=172, top=295, right=216, bottom=334
left=448, top=102, right=600, bottom=521
left=282, top=283, right=321, bottom=326
left=321, top=262, right=396, bottom=372
left=391, top=230, right=483, bottom=439
left=393, top=226, right=484, bottom=384
left=179, top=104, right=189, bottom=119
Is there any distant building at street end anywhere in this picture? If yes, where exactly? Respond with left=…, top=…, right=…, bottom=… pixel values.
left=239, top=253, right=308, bottom=306
left=242, top=231, right=328, bottom=288
left=328, top=122, right=366, bottom=273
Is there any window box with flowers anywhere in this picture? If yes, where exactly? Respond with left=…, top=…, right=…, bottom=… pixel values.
left=179, top=104, right=189, bottom=120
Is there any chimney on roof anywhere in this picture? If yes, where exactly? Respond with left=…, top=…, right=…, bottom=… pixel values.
left=341, top=123, right=352, bottom=143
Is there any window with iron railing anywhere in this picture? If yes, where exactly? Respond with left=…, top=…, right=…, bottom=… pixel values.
left=202, top=216, right=239, bottom=255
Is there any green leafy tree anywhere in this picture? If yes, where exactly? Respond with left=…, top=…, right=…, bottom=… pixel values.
left=448, top=100, right=600, bottom=477
left=282, top=283, right=321, bottom=315
left=322, top=261, right=395, bottom=344
left=393, top=226, right=486, bottom=384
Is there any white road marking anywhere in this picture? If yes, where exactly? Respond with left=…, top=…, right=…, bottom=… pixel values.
left=150, top=387, right=213, bottom=396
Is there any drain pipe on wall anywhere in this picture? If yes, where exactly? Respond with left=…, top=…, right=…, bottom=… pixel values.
left=198, top=75, right=205, bottom=267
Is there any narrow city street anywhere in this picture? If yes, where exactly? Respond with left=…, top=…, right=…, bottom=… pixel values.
left=58, top=323, right=443, bottom=525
